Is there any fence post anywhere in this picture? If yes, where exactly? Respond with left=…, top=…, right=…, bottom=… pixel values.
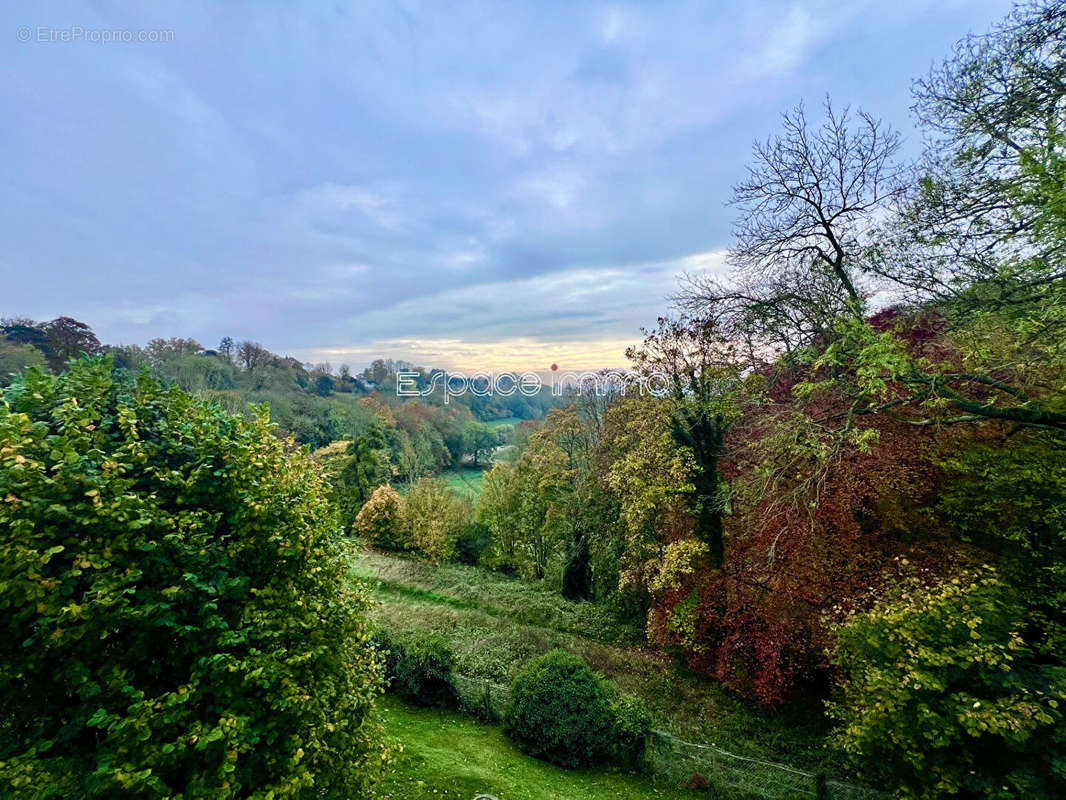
left=815, top=772, right=828, bottom=800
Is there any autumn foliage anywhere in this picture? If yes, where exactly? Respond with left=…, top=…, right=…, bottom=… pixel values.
left=626, top=322, right=987, bottom=705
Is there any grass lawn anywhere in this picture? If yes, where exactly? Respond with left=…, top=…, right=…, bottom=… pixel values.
left=376, top=695, right=704, bottom=800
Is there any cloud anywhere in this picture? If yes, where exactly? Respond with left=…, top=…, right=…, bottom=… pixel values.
left=515, top=165, right=589, bottom=212
left=598, top=7, right=629, bottom=45
left=740, top=3, right=839, bottom=80
left=0, top=0, right=1015, bottom=363
left=291, top=249, right=729, bottom=370
left=290, top=183, right=401, bottom=230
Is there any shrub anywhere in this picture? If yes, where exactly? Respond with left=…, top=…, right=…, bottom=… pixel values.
left=354, top=484, right=407, bottom=550
left=455, top=521, right=492, bottom=565
left=829, top=570, right=1066, bottom=799
left=402, top=477, right=471, bottom=562
left=0, top=359, right=385, bottom=799
left=0, top=341, right=46, bottom=387
left=374, top=629, right=456, bottom=708
left=466, top=682, right=503, bottom=723
left=608, top=693, right=653, bottom=765
left=504, top=650, right=615, bottom=768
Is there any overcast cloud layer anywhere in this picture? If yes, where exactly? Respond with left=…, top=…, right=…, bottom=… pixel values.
left=3, top=0, right=1012, bottom=370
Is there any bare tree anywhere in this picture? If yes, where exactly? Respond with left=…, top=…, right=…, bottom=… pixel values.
left=677, top=100, right=903, bottom=359
left=237, top=340, right=270, bottom=372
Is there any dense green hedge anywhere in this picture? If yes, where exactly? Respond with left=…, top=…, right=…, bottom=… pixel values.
left=0, top=359, right=385, bottom=798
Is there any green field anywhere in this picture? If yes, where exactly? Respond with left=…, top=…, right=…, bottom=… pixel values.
left=439, top=417, right=527, bottom=500
left=376, top=695, right=705, bottom=800
left=442, top=466, right=488, bottom=500
left=352, top=549, right=639, bottom=643
left=483, top=416, right=524, bottom=429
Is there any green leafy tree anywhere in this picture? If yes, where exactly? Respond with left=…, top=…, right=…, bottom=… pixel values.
left=0, top=318, right=50, bottom=359
left=414, top=422, right=450, bottom=473
left=144, top=337, right=203, bottom=367
left=402, top=477, right=470, bottom=562
left=217, top=336, right=235, bottom=362
left=940, top=439, right=1066, bottom=656
left=315, top=374, right=335, bottom=397
left=829, top=571, right=1066, bottom=799
left=171, top=353, right=236, bottom=392
left=531, top=408, right=597, bottom=599
left=879, top=0, right=1066, bottom=313
left=462, top=421, right=498, bottom=467
left=602, top=395, right=695, bottom=594
left=476, top=429, right=573, bottom=580
left=389, top=427, right=422, bottom=484
left=0, top=358, right=385, bottom=799
left=476, top=463, right=523, bottom=572
left=627, top=317, right=747, bottom=567
left=795, top=3, right=1066, bottom=441
left=337, top=424, right=392, bottom=528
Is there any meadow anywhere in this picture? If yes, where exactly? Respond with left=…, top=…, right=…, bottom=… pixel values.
left=352, top=547, right=832, bottom=773
left=440, top=466, right=488, bottom=501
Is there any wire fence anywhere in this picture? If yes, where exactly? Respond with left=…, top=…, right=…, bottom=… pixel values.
left=447, top=671, right=889, bottom=800
left=646, top=729, right=888, bottom=800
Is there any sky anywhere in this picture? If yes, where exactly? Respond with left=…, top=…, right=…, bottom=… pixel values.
left=2, top=0, right=1015, bottom=372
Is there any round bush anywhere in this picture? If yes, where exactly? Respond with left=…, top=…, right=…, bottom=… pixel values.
left=504, top=650, right=615, bottom=768
left=0, top=359, right=385, bottom=799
